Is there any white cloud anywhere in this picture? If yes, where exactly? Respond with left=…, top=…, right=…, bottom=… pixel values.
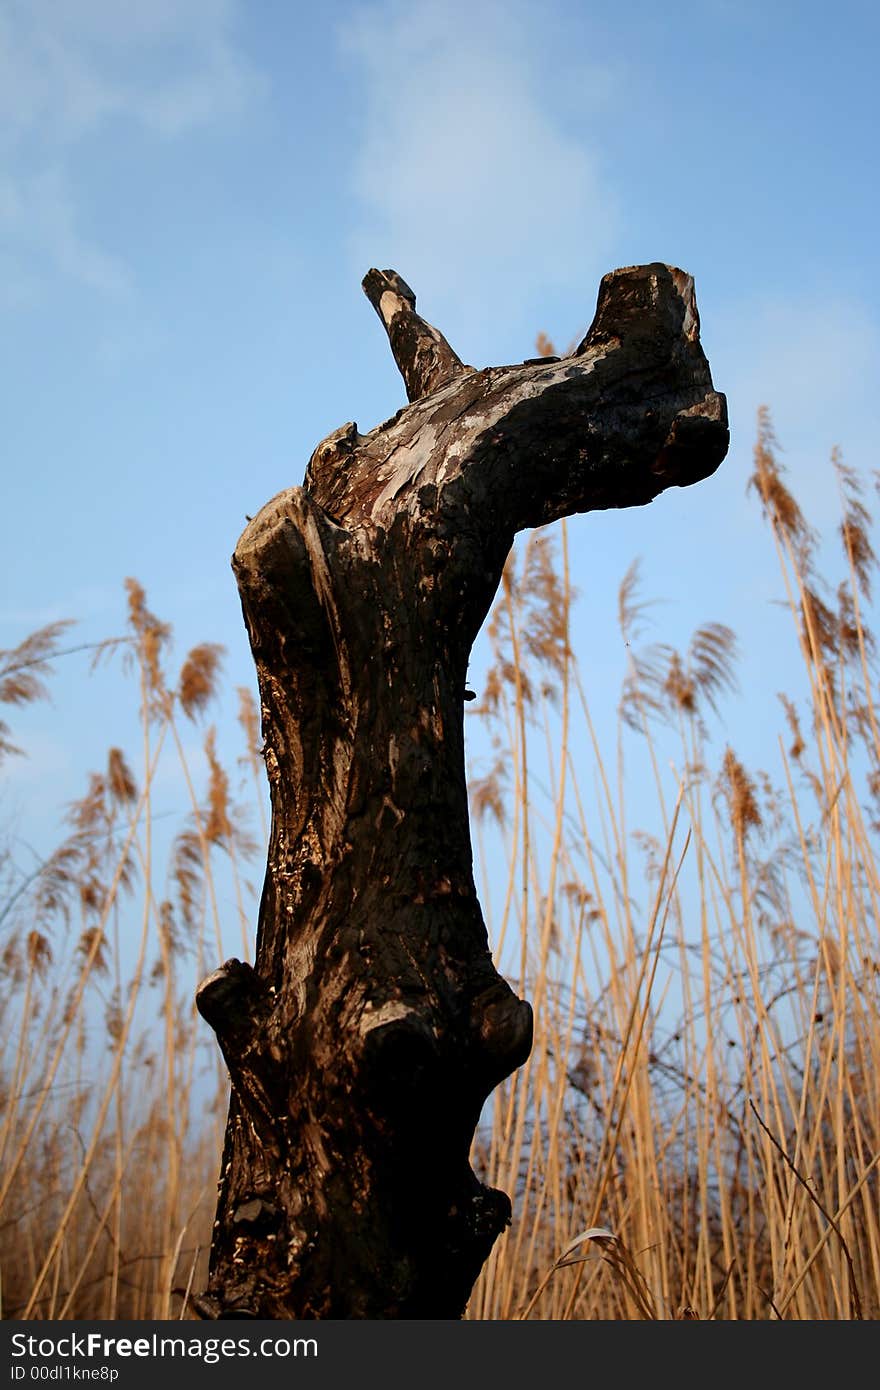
left=135, top=37, right=259, bottom=137
left=0, top=0, right=259, bottom=145
left=0, top=168, right=131, bottom=299
left=339, top=0, right=618, bottom=329
left=0, top=0, right=261, bottom=297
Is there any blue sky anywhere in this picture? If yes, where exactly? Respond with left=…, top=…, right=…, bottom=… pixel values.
left=2, top=0, right=879, bottom=898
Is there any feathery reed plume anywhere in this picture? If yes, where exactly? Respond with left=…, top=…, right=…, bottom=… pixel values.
left=0, top=620, right=75, bottom=762
left=778, top=693, right=805, bottom=760
left=800, top=584, right=838, bottom=667
left=520, top=530, right=573, bottom=693
left=203, top=728, right=232, bottom=848
left=534, top=332, right=557, bottom=359
left=470, top=747, right=510, bottom=829
left=179, top=644, right=225, bottom=722
left=107, top=747, right=137, bottom=807
left=748, top=405, right=814, bottom=562
left=663, top=650, right=695, bottom=713
left=171, top=829, right=204, bottom=936
left=721, top=747, right=762, bottom=839
left=76, top=925, right=109, bottom=976
left=0, top=620, right=75, bottom=707
left=124, top=578, right=170, bottom=714
left=685, top=623, right=738, bottom=716
left=835, top=450, right=876, bottom=600
left=662, top=625, right=737, bottom=726
left=26, top=929, right=52, bottom=979
left=476, top=528, right=571, bottom=720
left=617, top=559, right=673, bottom=730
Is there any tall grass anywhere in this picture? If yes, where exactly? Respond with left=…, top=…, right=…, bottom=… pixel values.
left=468, top=407, right=880, bottom=1319
left=0, top=587, right=260, bottom=1318
left=1, top=410, right=878, bottom=1319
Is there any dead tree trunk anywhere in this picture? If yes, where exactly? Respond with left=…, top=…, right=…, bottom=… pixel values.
left=195, top=263, right=728, bottom=1319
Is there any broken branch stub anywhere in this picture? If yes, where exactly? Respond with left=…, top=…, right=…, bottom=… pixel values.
left=197, top=262, right=728, bottom=1319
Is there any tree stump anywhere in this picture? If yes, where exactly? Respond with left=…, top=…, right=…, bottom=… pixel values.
left=195, top=263, right=728, bottom=1318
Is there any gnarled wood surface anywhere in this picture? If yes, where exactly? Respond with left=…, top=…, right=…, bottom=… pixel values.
left=196, top=263, right=728, bottom=1319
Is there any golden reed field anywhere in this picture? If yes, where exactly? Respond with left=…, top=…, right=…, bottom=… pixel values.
left=2, top=410, right=878, bottom=1319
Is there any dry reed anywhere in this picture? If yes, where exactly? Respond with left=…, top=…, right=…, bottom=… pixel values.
left=1, top=408, right=878, bottom=1319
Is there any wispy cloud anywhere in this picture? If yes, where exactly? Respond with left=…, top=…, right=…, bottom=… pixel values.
left=0, top=0, right=261, bottom=298
left=0, top=168, right=130, bottom=300
left=0, top=0, right=261, bottom=145
left=339, top=0, right=618, bottom=336
left=711, top=290, right=880, bottom=533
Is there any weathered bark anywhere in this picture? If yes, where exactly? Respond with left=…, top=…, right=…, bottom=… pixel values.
left=195, top=263, right=728, bottom=1319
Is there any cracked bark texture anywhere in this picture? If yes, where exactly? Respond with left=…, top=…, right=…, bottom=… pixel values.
left=195, top=262, right=729, bottom=1319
